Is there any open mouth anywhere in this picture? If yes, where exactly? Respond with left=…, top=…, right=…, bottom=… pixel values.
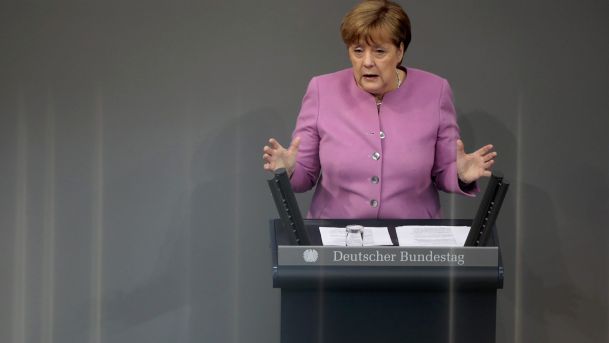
left=362, top=74, right=379, bottom=80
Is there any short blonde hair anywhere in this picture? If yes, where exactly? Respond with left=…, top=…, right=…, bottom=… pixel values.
left=340, top=0, right=411, bottom=50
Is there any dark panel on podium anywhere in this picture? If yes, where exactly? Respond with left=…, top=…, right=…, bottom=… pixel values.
left=270, top=219, right=504, bottom=343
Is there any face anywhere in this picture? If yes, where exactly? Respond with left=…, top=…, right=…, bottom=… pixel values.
left=348, top=39, right=404, bottom=96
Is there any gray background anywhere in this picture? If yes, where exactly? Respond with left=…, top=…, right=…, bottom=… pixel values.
left=1, top=0, right=608, bottom=342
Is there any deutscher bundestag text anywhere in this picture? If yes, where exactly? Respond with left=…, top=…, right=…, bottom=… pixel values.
left=333, top=250, right=465, bottom=265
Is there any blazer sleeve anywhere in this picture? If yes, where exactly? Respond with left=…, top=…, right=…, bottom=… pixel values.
left=432, top=79, right=479, bottom=196
left=289, top=77, right=321, bottom=192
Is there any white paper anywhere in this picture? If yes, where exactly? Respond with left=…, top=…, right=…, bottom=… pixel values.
left=362, top=227, right=393, bottom=246
left=395, top=226, right=471, bottom=247
left=319, top=226, right=393, bottom=246
left=319, top=227, right=347, bottom=246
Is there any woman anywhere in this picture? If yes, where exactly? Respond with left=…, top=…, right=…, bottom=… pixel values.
left=263, top=0, right=496, bottom=219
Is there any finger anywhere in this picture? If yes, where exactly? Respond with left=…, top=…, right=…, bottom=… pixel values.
left=263, top=153, right=271, bottom=161
left=481, top=170, right=492, bottom=178
left=268, top=138, right=285, bottom=150
left=483, top=151, right=497, bottom=162
left=288, top=136, right=301, bottom=152
left=483, top=159, right=495, bottom=169
left=475, top=144, right=494, bottom=156
left=263, top=146, right=274, bottom=155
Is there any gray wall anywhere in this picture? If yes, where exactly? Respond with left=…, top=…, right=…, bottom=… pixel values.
left=1, top=1, right=608, bottom=342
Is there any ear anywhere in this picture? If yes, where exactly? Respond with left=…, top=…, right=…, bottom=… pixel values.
left=395, top=42, right=405, bottom=67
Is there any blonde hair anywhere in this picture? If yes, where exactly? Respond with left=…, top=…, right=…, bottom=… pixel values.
left=340, top=0, right=411, bottom=50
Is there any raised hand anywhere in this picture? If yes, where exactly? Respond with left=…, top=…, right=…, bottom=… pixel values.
left=262, top=137, right=301, bottom=176
left=456, top=139, right=496, bottom=184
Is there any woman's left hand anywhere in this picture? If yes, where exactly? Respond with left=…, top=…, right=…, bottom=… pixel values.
left=456, top=139, right=496, bottom=184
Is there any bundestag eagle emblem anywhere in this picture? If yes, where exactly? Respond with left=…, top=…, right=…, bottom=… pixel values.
left=303, top=249, right=319, bottom=263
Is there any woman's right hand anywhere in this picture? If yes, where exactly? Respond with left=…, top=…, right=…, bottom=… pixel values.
left=263, top=137, right=301, bottom=176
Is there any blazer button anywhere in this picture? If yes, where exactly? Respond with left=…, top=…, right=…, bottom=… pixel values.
left=371, top=176, right=379, bottom=184
left=379, top=131, right=386, bottom=139
left=370, top=199, right=378, bottom=207
left=372, top=152, right=381, bottom=160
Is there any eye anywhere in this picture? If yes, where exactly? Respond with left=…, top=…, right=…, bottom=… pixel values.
left=374, top=48, right=386, bottom=57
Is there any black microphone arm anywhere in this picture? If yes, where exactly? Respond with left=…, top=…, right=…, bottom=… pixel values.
left=267, top=168, right=311, bottom=245
left=465, top=172, right=510, bottom=247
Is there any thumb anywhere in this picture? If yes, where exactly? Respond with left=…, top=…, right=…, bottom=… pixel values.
left=288, top=136, right=301, bottom=152
left=456, top=139, right=465, bottom=156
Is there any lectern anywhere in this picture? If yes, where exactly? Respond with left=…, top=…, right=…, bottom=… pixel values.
left=268, top=170, right=508, bottom=343
left=270, top=219, right=503, bottom=343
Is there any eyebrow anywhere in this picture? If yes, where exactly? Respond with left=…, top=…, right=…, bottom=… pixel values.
left=351, top=42, right=391, bottom=48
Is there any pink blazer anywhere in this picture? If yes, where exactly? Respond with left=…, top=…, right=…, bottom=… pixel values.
left=290, top=67, right=476, bottom=219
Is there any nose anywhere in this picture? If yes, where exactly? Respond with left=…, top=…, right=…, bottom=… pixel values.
left=363, top=51, right=374, bottom=68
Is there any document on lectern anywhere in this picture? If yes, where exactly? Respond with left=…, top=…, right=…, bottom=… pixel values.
left=395, top=226, right=470, bottom=247
left=362, top=227, right=393, bottom=246
left=319, top=227, right=393, bottom=246
left=319, top=227, right=347, bottom=246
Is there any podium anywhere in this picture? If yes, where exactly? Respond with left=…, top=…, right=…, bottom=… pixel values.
left=270, top=218, right=504, bottom=343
